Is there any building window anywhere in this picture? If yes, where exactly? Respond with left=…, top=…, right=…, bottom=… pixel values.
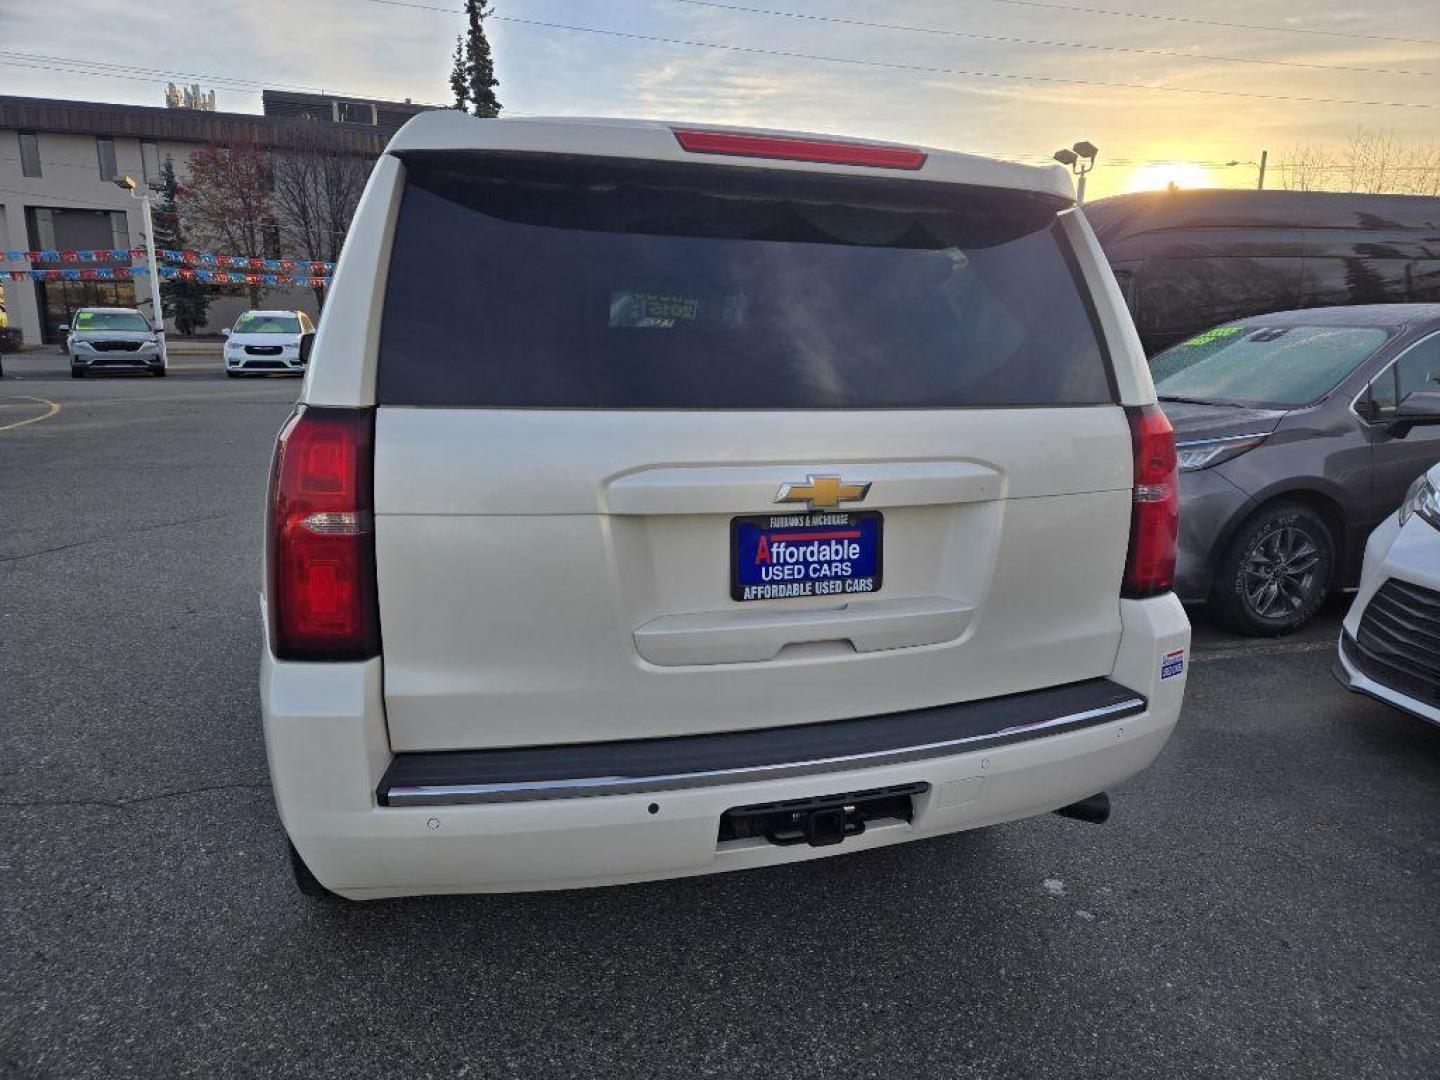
left=96, top=136, right=118, bottom=181
left=110, top=211, right=130, bottom=250
left=30, top=207, right=56, bottom=250
left=18, top=131, right=41, bottom=178
left=141, top=141, right=161, bottom=187
left=335, top=101, right=376, bottom=125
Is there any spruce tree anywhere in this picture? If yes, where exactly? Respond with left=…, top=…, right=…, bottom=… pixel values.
left=153, top=156, right=211, bottom=335
left=463, top=0, right=501, bottom=118
left=449, top=36, right=469, bottom=111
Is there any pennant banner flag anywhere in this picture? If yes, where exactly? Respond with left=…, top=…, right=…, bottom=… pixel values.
left=3, top=248, right=336, bottom=272
left=2, top=248, right=142, bottom=263
left=150, top=266, right=329, bottom=287
left=6, top=267, right=330, bottom=287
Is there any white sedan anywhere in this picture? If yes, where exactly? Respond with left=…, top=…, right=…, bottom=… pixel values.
left=222, top=310, right=315, bottom=377
left=1335, top=462, right=1440, bottom=727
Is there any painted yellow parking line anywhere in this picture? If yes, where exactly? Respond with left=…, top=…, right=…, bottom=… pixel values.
left=0, top=395, right=60, bottom=433
left=58, top=390, right=297, bottom=406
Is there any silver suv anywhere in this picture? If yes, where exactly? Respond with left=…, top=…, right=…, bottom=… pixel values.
left=261, top=114, right=1191, bottom=900
left=64, top=307, right=165, bottom=377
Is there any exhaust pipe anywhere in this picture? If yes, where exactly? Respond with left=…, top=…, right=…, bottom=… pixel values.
left=1054, top=792, right=1110, bottom=825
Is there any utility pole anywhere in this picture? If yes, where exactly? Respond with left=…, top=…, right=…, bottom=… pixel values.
left=1257, top=149, right=1268, bottom=191
left=114, top=175, right=166, bottom=370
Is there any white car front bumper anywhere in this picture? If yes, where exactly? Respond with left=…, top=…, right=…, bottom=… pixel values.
left=1335, top=513, right=1440, bottom=727
left=72, top=344, right=162, bottom=366
left=226, top=351, right=305, bottom=372
left=261, top=595, right=1189, bottom=899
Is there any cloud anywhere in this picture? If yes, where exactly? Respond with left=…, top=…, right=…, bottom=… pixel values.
left=3, top=0, right=1436, bottom=200
left=624, top=55, right=847, bottom=125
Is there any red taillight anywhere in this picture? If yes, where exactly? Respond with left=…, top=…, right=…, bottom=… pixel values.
left=1122, top=404, right=1179, bottom=599
left=673, top=129, right=927, bottom=171
left=267, top=406, right=379, bottom=660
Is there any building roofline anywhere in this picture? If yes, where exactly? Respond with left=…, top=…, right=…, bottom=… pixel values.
left=261, top=88, right=434, bottom=111
left=0, top=94, right=395, bottom=154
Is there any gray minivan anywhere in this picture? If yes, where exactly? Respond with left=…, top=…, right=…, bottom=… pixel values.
left=64, top=307, right=166, bottom=377
left=1156, top=304, right=1440, bottom=634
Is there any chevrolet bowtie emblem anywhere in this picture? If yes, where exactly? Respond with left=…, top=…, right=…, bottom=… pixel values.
left=774, top=475, right=872, bottom=511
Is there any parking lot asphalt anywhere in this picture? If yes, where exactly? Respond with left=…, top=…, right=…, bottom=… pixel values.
left=2, top=351, right=1438, bottom=1079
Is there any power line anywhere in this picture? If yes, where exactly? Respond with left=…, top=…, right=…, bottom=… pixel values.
left=1266, top=163, right=1440, bottom=171
left=478, top=14, right=1440, bottom=111
left=0, top=185, right=136, bottom=207
left=360, top=0, right=1440, bottom=55
left=354, top=1, right=1440, bottom=109
left=0, top=51, right=449, bottom=109
left=6, top=8, right=1434, bottom=126
left=0, top=51, right=328, bottom=94
left=974, top=0, right=1440, bottom=48
left=672, top=0, right=1440, bottom=80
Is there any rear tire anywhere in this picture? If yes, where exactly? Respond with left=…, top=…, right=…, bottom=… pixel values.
left=1209, top=501, right=1334, bottom=636
left=287, top=841, right=335, bottom=899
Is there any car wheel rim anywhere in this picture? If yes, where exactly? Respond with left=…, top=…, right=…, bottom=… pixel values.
left=1241, top=526, right=1322, bottom=619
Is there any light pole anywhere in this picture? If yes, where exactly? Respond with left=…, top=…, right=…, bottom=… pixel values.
left=113, top=175, right=166, bottom=368
left=1053, top=141, right=1099, bottom=204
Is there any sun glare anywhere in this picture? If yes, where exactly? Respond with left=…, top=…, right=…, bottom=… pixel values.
left=1126, top=162, right=1214, bottom=193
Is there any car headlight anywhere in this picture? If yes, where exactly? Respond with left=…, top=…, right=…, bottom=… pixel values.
left=1399, top=473, right=1440, bottom=529
left=1174, top=433, right=1269, bottom=472
left=74, top=340, right=94, bottom=351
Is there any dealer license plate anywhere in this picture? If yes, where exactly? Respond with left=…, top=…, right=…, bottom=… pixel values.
left=730, top=511, right=883, bottom=602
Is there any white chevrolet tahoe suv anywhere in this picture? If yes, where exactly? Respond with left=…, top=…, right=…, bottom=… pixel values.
left=261, top=113, right=1190, bottom=900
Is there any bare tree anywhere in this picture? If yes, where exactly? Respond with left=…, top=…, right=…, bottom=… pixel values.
left=1276, top=128, right=1440, bottom=196
left=1402, top=139, right=1440, bottom=198
left=181, top=136, right=276, bottom=308
left=1277, top=143, right=1331, bottom=192
left=1344, top=128, right=1406, bottom=194
left=269, top=120, right=374, bottom=310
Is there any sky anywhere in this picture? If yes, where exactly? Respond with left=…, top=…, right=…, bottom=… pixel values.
left=3, top=0, right=1438, bottom=199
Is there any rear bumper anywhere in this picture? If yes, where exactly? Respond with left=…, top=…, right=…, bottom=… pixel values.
left=377, top=678, right=1146, bottom=805
left=261, top=595, right=1189, bottom=899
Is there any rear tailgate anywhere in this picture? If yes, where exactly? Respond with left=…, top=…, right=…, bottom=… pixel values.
left=371, top=150, right=1130, bottom=752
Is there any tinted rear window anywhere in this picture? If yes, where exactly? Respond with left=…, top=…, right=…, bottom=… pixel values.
left=378, top=153, right=1113, bottom=409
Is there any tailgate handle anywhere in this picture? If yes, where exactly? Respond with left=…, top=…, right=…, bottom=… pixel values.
left=633, top=596, right=973, bottom=667
left=606, top=462, right=999, bottom=515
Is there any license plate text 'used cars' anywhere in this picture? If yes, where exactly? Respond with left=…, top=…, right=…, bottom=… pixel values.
left=730, top=511, right=883, bottom=602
